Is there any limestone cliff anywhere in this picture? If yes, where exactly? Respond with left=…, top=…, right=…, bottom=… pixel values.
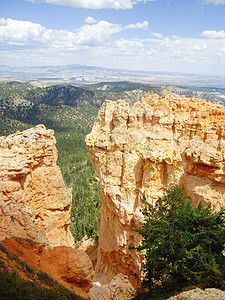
left=86, top=92, right=225, bottom=286
left=0, top=124, right=74, bottom=247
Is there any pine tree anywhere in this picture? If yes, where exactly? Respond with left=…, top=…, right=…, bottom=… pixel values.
left=131, top=185, right=225, bottom=296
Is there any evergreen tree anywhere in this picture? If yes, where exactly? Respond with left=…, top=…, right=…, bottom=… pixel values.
left=131, top=185, right=225, bottom=296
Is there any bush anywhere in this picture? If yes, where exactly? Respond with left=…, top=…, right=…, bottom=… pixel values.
left=36, top=270, right=57, bottom=286
left=131, top=185, right=225, bottom=297
left=0, top=243, right=9, bottom=254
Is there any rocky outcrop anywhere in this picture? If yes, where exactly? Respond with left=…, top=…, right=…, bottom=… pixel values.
left=89, top=274, right=136, bottom=300
left=0, top=125, right=74, bottom=247
left=79, top=237, right=99, bottom=269
left=86, top=92, right=225, bottom=286
left=1, top=237, right=94, bottom=298
left=168, top=287, right=225, bottom=299
left=0, top=125, right=95, bottom=297
left=181, top=132, right=225, bottom=211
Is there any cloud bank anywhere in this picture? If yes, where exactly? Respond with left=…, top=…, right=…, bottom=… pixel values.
left=27, top=0, right=155, bottom=9
left=202, top=0, right=225, bottom=5
left=0, top=17, right=224, bottom=75
left=201, top=30, right=225, bottom=39
left=0, top=18, right=150, bottom=47
left=0, top=18, right=118, bottom=46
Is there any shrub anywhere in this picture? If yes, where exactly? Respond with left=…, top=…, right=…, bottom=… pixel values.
left=0, top=269, right=84, bottom=300
left=36, top=270, right=57, bottom=286
left=0, top=243, right=9, bottom=254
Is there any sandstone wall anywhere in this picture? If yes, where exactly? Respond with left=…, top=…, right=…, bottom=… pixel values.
left=0, top=125, right=74, bottom=247
left=86, top=92, right=225, bottom=286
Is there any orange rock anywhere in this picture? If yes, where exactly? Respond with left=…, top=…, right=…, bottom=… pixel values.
left=39, top=246, right=94, bottom=291
left=86, top=93, right=225, bottom=287
left=79, top=237, right=99, bottom=269
left=0, top=125, right=73, bottom=247
left=2, top=237, right=94, bottom=297
left=0, top=125, right=95, bottom=298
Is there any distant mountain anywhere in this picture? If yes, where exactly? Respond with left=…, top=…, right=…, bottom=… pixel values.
left=84, top=81, right=225, bottom=105
left=0, top=82, right=99, bottom=135
left=25, top=84, right=95, bottom=107
left=0, top=64, right=224, bottom=87
left=31, top=64, right=104, bottom=71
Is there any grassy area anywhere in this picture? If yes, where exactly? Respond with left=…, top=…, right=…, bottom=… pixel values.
left=0, top=267, right=84, bottom=300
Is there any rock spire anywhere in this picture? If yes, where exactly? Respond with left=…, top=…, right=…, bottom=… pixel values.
left=86, top=92, right=225, bottom=286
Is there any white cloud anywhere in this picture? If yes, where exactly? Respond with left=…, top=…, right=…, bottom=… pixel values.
left=0, top=18, right=124, bottom=47
left=201, top=30, right=225, bottom=39
left=217, top=47, right=225, bottom=57
left=125, top=21, right=149, bottom=30
left=0, top=17, right=224, bottom=76
left=202, top=0, right=225, bottom=5
left=162, top=37, right=170, bottom=47
left=152, top=33, right=163, bottom=39
left=0, top=18, right=153, bottom=48
left=85, top=16, right=98, bottom=24
left=75, top=21, right=122, bottom=44
left=191, top=44, right=207, bottom=51
left=0, top=17, right=47, bottom=44
left=114, top=38, right=144, bottom=54
left=174, top=39, right=181, bottom=46
left=147, top=48, right=157, bottom=55
left=27, top=0, right=155, bottom=9
left=140, top=35, right=224, bottom=72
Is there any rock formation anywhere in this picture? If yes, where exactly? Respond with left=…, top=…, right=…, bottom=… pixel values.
left=89, top=274, right=136, bottom=300
left=79, top=237, right=99, bottom=269
left=0, top=125, right=73, bottom=247
left=0, top=125, right=95, bottom=298
left=86, top=92, right=225, bottom=286
left=168, top=287, right=225, bottom=299
left=1, top=237, right=94, bottom=297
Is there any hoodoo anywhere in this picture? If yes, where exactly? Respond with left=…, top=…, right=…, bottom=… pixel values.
left=0, top=124, right=74, bottom=247
left=86, top=92, right=225, bottom=286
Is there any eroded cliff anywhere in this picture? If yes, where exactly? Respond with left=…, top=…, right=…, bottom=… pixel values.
left=0, top=125, right=94, bottom=298
left=86, top=92, right=225, bottom=286
left=0, top=124, right=73, bottom=247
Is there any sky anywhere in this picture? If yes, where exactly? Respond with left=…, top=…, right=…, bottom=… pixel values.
left=0, top=0, right=225, bottom=76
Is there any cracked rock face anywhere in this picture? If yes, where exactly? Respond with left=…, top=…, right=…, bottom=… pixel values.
left=86, top=92, right=225, bottom=286
left=0, top=125, right=74, bottom=247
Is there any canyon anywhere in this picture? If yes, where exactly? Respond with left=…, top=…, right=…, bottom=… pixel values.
left=1, top=91, right=225, bottom=298
left=86, top=92, right=225, bottom=287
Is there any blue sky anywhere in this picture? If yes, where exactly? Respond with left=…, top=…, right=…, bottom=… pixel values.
left=0, top=0, right=225, bottom=76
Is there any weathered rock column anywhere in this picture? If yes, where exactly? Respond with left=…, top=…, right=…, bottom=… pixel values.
left=86, top=92, right=225, bottom=287
left=0, top=124, right=74, bottom=247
